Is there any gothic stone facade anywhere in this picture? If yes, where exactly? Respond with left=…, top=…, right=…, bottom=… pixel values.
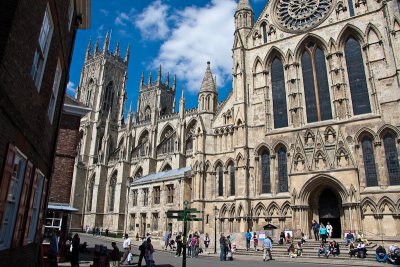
left=71, top=0, right=400, bottom=242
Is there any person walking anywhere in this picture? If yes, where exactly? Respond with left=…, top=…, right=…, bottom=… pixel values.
left=48, top=230, right=60, bottom=267
left=138, top=238, right=147, bottom=266
left=191, top=234, right=198, bottom=258
left=319, top=223, right=327, bottom=243
left=187, top=234, right=192, bottom=257
left=326, top=222, right=333, bottom=238
left=120, top=234, right=132, bottom=265
left=245, top=230, right=252, bottom=251
left=175, top=232, right=183, bottom=257
left=219, top=233, right=226, bottom=261
left=70, top=233, right=80, bottom=267
left=312, top=220, right=320, bottom=241
left=204, top=233, right=210, bottom=254
left=145, top=238, right=155, bottom=267
left=253, top=232, right=258, bottom=251
left=109, top=242, right=120, bottom=267
left=164, top=231, right=172, bottom=250
left=262, top=235, right=273, bottom=261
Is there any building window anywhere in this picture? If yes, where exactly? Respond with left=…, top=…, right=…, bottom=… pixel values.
left=301, top=42, right=332, bottom=123
left=143, top=189, right=149, bottom=206
left=0, top=147, right=27, bottom=250
left=31, top=5, right=53, bottom=91
left=229, top=163, right=235, bottom=196
left=152, top=213, right=159, bottom=231
left=145, top=106, right=151, bottom=121
left=48, top=59, right=62, bottom=123
left=43, top=211, right=62, bottom=243
left=348, top=0, right=355, bottom=17
left=103, top=81, right=114, bottom=112
left=68, top=0, right=74, bottom=30
left=153, top=186, right=160, bottom=205
left=383, top=132, right=400, bottom=185
left=218, top=166, right=223, bottom=197
left=129, top=214, right=136, bottom=231
left=132, top=190, right=138, bottom=207
left=271, top=57, right=288, bottom=128
left=167, top=185, right=174, bottom=203
left=345, top=37, right=371, bottom=115
left=277, top=147, right=288, bottom=192
left=261, top=150, right=271, bottom=193
left=87, top=176, right=95, bottom=211
left=27, top=172, right=45, bottom=243
left=361, top=136, right=378, bottom=187
left=108, top=174, right=117, bottom=212
left=261, top=22, right=268, bottom=43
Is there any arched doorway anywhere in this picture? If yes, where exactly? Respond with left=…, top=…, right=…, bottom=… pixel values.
left=318, top=189, right=341, bottom=238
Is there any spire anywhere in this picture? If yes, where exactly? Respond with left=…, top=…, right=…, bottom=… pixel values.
left=124, top=44, right=130, bottom=63
left=148, top=71, right=152, bottom=85
left=85, top=37, right=92, bottom=60
left=140, top=71, right=144, bottom=87
left=115, top=41, right=120, bottom=57
left=180, top=86, right=185, bottom=101
left=157, top=65, right=162, bottom=85
left=94, top=38, right=99, bottom=53
left=236, top=0, right=252, bottom=12
left=103, top=30, right=110, bottom=52
left=172, top=74, right=176, bottom=91
left=199, top=61, right=217, bottom=93
left=179, top=86, right=186, bottom=119
left=128, top=101, right=133, bottom=114
left=166, top=72, right=170, bottom=86
left=235, top=0, right=254, bottom=30
left=127, top=101, right=133, bottom=128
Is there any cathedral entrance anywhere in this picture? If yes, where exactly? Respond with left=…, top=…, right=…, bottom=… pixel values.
left=318, top=189, right=341, bottom=238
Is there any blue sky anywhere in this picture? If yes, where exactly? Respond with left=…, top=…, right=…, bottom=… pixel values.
left=68, top=0, right=267, bottom=112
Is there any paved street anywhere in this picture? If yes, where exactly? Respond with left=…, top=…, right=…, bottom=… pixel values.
left=60, top=234, right=383, bottom=267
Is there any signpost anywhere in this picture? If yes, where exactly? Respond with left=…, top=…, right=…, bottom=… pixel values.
left=166, top=200, right=203, bottom=267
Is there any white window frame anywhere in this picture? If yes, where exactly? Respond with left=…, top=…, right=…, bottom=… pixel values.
left=48, top=59, right=62, bottom=123
left=0, top=149, right=27, bottom=251
left=27, top=171, right=44, bottom=243
left=31, top=5, right=53, bottom=91
left=68, top=0, right=74, bottom=31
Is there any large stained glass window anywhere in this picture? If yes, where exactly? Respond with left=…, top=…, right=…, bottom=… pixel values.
left=218, top=166, right=223, bottom=196
left=271, top=58, right=288, bottom=128
left=278, top=147, right=288, bottom=192
left=345, top=37, right=371, bottom=115
left=361, top=136, right=378, bottom=186
left=383, top=132, right=400, bottom=185
left=229, top=163, right=235, bottom=196
left=261, top=151, right=271, bottom=193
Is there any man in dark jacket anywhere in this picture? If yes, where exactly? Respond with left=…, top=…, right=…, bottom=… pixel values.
left=109, top=242, right=120, bottom=267
left=376, top=245, right=388, bottom=262
left=138, top=238, right=147, bottom=266
left=175, top=232, right=183, bottom=257
left=312, top=220, right=320, bottom=241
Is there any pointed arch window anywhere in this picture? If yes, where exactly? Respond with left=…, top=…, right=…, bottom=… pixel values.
left=134, top=168, right=143, bottom=180
left=261, top=150, right=271, bottom=193
left=261, top=22, right=268, bottom=43
left=229, top=163, right=235, bottom=196
left=301, top=42, right=332, bottom=123
left=218, top=166, right=223, bottom=196
left=108, top=174, right=117, bottom=212
left=144, top=106, right=151, bottom=121
left=271, top=57, right=288, bottom=128
left=87, top=176, right=95, bottom=211
left=103, top=81, right=114, bottom=112
left=278, top=147, right=288, bottom=192
left=383, top=132, right=400, bottom=185
left=345, top=37, right=371, bottom=115
left=361, top=136, right=378, bottom=187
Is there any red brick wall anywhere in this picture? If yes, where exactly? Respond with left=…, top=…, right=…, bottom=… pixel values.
left=50, top=113, right=81, bottom=203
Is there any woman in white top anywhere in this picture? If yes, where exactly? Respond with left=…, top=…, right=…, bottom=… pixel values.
left=326, top=222, right=333, bottom=238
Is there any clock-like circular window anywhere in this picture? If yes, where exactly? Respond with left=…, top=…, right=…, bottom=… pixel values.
left=272, top=0, right=335, bottom=33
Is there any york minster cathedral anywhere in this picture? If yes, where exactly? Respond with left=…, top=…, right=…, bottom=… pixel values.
left=71, top=0, right=400, bottom=241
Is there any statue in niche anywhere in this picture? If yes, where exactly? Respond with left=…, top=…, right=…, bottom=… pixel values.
left=315, top=153, right=326, bottom=170
left=337, top=150, right=349, bottom=167
left=294, top=155, right=305, bottom=172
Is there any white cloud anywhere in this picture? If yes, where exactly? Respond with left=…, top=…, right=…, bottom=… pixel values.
left=99, top=9, right=109, bottom=16
left=153, top=0, right=236, bottom=93
left=134, top=0, right=170, bottom=40
left=67, top=81, right=77, bottom=96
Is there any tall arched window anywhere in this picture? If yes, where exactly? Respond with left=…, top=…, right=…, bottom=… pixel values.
left=261, top=150, right=271, bottom=193
left=103, top=81, right=114, bottom=111
left=108, top=174, right=117, bottom=212
left=271, top=57, right=288, bottom=128
left=383, top=132, right=400, bottom=185
left=218, top=165, right=223, bottom=197
left=361, top=136, right=378, bottom=186
left=345, top=37, right=371, bottom=115
left=348, top=0, right=355, bottom=17
left=144, top=106, right=151, bottom=121
left=87, top=176, right=95, bottom=211
left=301, top=42, right=332, bottom=123
left=277, top=147, right=288, bottom=192
left=229, top=163, right=235, bottom=196
left=261, top=22, right=268, bottom=43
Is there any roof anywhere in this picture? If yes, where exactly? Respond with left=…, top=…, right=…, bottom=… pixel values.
left=236, top=0, right=252, bottom=13
left=199, top=62, right=217, bottom=94
left=48, top=203, right=79, bottom=212
left=63, top=94, right=91, bottom=117
left=132, top=166, right=191, bottom=186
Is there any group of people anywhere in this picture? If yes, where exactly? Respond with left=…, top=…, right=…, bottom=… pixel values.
left=312, top=220, right=333, bottom=243
left=245, top=230, right=259, bottom=251
left=317, top=240, right=340, bottom=258
left=374, top=244, right=400, bottom=264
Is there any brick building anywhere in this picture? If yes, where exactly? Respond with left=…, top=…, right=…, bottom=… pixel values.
left=0, top=0, right=90, bottom=266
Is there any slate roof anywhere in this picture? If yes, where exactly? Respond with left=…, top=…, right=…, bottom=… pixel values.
left=132, top=166, right=191, bottom=186
left=236, top=0, right=252, bottom=12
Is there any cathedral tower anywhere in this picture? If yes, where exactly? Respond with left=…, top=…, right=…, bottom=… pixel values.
left=198, top=61, right=218, bottom=114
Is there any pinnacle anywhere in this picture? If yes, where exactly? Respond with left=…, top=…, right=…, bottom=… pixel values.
left=199, top=61, right=217, bottom=93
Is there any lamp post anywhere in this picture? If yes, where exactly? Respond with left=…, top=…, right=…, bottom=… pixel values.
left=214, top=206, right=219, bottom=254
